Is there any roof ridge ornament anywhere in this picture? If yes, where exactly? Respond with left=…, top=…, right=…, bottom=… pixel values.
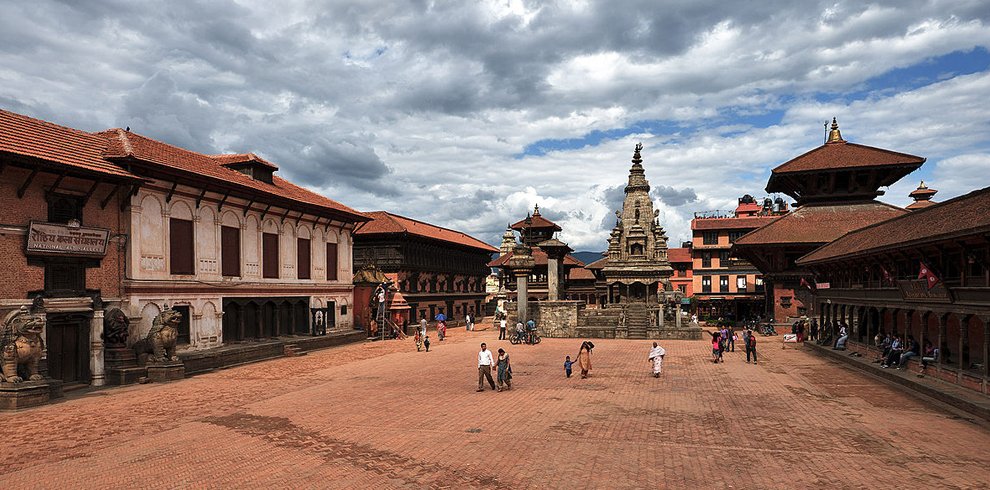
left=826, top=117, right=844, bottom=144
left=632, top=142, right=643, bottom=165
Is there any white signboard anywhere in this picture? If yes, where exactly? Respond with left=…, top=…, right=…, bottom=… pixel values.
left=26, top=221, right=110, bottom=257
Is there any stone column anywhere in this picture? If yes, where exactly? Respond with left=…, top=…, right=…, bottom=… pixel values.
left=547, top=256, right=560, bottom=301
left=90, top=309, right=105, bottom=387
left=675, top=302, right=682, bottom=328
left=508, top=244, right=535, bottom=325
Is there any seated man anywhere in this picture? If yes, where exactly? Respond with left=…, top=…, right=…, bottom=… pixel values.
left=877, top=333, right=893, bottom=363
left=515, top=321, right=525, bottom=342
left=882, top=337, right=902, bottom=368
left=834, top=324, right=849, bottom=350
left=897, top=336, right=921, bottom=370
left=921, top=340, right=938, bottom=370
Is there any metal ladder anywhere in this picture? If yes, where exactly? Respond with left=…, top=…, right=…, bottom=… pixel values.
left=375, top=284, right=397, bottom=340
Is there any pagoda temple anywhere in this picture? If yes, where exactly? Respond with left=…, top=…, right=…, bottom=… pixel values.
left=733, top=118, right=925, bottom=323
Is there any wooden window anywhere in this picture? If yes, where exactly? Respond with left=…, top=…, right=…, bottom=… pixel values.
left=169, top=218, right=195, bottom=275
left=326, top=242, right=338, bottom=280
left=262, top=233, right=279, bottom=278
left=221, top=226, right=241, bottom=277
left=702, top=231, right=718, bottom=245
left=702, top=276, right=711, bottom=293
left=44, top=260, right=86, bottom=294
left=297, top=238, right=311, bottom=279
left=719, top=275, right=729, bottom=293
left=48, top=194, right=84, bottom=224
left=702, top=251, right=711, bottom=268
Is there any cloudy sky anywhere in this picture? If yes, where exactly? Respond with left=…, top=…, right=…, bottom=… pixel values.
left=2, top=1, right=989, bottom=251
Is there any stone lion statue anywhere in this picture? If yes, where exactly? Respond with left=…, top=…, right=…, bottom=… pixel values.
left=1, top=306, right=45, bottom=383
left=133, top=307, right=181, bottom=364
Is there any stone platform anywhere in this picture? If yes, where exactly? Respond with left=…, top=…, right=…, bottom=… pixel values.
left=146, top=362, right=185, bottom=383
left=178, top=329, right=366, bottom=375
left=0, top=380, right=58, bottom=411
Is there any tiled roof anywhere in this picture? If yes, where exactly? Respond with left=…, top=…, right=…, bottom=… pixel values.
left=568, top=267, right=597, bottom=281
left=0, top=109, right=141, bottom=180
left=692, top=216, right=780, bottom=231
left=487, top=249, right=584, bottom=268
left=584, top=257, right=607, bottom=269
left=735, top=202, right=762, bottom=214
left=98, top=129, right=366, bottom=222
left=797, top=186, right=990, bottom=264
left=771, top=140, right=925, bottom=174
left=211, top=153, right=278, bottom=170
left=510, top=213, right=561, bottom=231
left=356, top=211, right=497, bottom=253
left=733, top=201, right=906, bottom=246
left=668, top=247, right=692, bottom=263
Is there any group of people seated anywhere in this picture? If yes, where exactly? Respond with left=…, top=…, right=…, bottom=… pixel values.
left=875, top=332, right=938, bottom=370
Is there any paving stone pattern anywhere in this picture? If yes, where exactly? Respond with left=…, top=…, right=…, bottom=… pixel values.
left=2, top=329, right=990, bottom=489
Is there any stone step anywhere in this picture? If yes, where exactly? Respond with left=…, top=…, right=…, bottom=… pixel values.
left=283, top=345, right=307, bottom=357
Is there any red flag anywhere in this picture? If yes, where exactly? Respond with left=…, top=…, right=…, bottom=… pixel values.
left=800, top=277, right=812, bottom=290
left=881, top=266, right=892, bottom=284
left=918, top=261, right=940, bottom=289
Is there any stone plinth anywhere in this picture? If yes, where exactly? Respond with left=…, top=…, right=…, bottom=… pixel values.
left=0, top=381, right=51, bottom=410
left=535, top=301, right=582, bottom=337
left=105, top=347, right=146, bottom=385
left=146, top=362, right=185, bottom=383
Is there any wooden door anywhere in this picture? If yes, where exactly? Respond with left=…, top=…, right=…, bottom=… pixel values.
left=46, top=314, right=90, bottom=384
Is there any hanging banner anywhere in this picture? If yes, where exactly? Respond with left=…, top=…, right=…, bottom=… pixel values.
left=26, top=221, right=110, bottom=257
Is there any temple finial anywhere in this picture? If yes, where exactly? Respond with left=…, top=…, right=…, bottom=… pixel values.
left=632, top=142, right=643, bottom=164
left=533, top=204, right=540, bottom=215
left=826, top=117, right=844, bottom=143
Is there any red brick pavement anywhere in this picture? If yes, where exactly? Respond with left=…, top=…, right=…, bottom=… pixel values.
left=2, top=328, right=990, bottom=489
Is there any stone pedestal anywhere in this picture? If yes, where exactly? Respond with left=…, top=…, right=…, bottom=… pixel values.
left=105, top=347, right=146, bottom=385
left=146, top=362, right=185, bottom=383
left=0, top=381, right=51, bottom=411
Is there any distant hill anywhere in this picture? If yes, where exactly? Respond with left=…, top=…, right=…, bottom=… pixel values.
left=571, top=251, right=605, bottom=265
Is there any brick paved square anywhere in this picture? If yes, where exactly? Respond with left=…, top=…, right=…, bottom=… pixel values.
left=2, top=328, right=990, bottom=489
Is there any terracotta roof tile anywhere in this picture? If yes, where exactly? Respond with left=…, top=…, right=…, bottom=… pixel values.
left=510, top=214, right=561, bottom=231
left=488, top=249, right=584, bottom=268
left=584, top=257, right=607, bottom=269
left=0, top=109, right=141, bottom=180
left=733, top=201, right=907, bottom=246
left=97, top=129, right=366, bottom=222
left=211, top=153, right=278, bottom=170
left=692, top=216, right=780, bottom=231
left=568, top=267, right=597, bottom=280
left=797, top=186, right=990, bottom=264
left=356, top=211, right=497, bottom=253
left=668, top=247, right=692, bottom=263
left=771, top=140, right=925, bottom=174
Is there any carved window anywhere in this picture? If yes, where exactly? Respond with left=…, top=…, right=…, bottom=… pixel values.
left=297, top=238, right=311, bottom=279
left=47, top=193, right=84, bottom=224
left=719, top=275, right=729, bottom=292
left=221, top=226, right=240, bottom=277
left=262, top=233, right=279, bottom=278
left=702, top=276, right=711, bottom=293
left=169, top=218, right=195, bottom=275
left=702, top=252, right=712, bottom=268
left=702, top=231, right=718, bottom=245
left=326, top=242, right=338, bottom=281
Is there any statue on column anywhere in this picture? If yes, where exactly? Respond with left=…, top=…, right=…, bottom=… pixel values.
left=0, top=306, right=45, bottom=383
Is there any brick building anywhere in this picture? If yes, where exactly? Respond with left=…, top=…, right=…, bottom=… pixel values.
left=0, top=109, right=367, bottom=388
left=797, top=185, right=990, bottom=394
left=352, top=211, right=496, bottom=329
left=691, top=195, right=784, bottom=321
left=733, top=119, right=924, bottom=324
left=668, top=247, right=693, bottom=297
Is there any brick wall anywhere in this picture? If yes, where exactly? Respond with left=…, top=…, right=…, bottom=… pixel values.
left=0, top=166, right=124, bottom=299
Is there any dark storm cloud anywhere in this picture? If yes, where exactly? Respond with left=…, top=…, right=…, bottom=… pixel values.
left=652, top=185, right=698, bottom=207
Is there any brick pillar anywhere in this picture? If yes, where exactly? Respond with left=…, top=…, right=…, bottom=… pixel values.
left=959, top=315, right=970, bottom=371
left=938, top=313, right=947, bottom=368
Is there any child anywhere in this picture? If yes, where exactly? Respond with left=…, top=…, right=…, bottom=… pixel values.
left=424, top=335, right=431, bottom=352
left=414, top=330, right=423, bottom=352
left=564, top=355, right=573, bottom=378
left=711, top=331, right=721, bottom=364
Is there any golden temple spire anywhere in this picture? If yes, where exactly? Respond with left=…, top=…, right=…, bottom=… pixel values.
left=826, top=117, right=844, bottom=143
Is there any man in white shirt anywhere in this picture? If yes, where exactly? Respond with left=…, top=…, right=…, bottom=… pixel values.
left=465, top=313, right=472, bottom=331
left=477, top=343, right=496, bottom=392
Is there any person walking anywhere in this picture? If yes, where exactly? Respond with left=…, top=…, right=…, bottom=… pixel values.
left=477, top=343, right=496, bottom=392
left=499, top=317, right=507, bottom=340
left=648, top=342, right=666, bottom=377
left=465, top=313, right=473, bottom=332
left=420, top=317, right=428, bottom=338
left=576, top=341, right=594, bottom=378
left=496, top=348, right=512, bottom=391
left=745, top=328, right=758, bottom=364
left=727, top=324, right=736, bottom=352
left=414, top=329, right=423, bottom=352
